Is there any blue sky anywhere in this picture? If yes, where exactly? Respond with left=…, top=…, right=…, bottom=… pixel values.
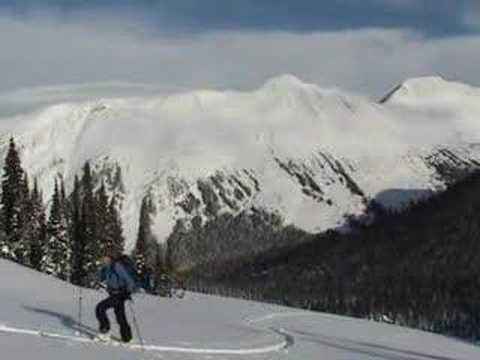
left=1, top=0, right=478, bottom=36
left=0, top=1, right=479, bottom=97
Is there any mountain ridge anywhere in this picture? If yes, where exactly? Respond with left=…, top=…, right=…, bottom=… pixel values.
left=1, top=75, right=480, bottom=253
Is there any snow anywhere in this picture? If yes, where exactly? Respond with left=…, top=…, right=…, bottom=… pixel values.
left=1, top=75, right=480, bottom=249
left=382, top=76, right=480, bottom=105
left=1, top=259, right=479, bottom=359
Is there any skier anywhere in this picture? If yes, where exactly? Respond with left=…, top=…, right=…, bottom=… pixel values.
left=95, top=252, right=135, bottom=343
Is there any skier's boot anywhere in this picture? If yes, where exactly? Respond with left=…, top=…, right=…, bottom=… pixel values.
left=120, top=327, right=132, bottom=344
left=122, top=337, right=133, bottom=344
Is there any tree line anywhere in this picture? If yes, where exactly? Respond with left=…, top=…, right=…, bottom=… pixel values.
left=188, top=169, right=480, bottom=341
left=0, top=138, right=166, bottom=291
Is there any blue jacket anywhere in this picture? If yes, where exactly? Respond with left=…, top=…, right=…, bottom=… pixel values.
left=97, top=262, right=135, bottom=294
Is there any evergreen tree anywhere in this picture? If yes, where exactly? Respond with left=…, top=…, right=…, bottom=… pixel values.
left=29, top=180, right=46, bottom=271
left=95, top=180, right=110, bottom=256
left=41, top=180, right=71, bottom=280
left=152, top=242, right=167, bottom=293
left=80, top=162, right=99, bottom=286
left=0, top=138, right=25, bottom=258
left=134, top=196, right=151, bottom=278
left=106, top=196, right=124, bottom=255
left=70, top=176, right=86, bottom=286
left=15, top=172, right=33, bottom=264
left=60, top=176, right=66, bottom=206
left=59, top=176, right=68, bottom=222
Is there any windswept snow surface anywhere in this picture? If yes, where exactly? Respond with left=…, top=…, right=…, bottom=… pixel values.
left=2, top=76, right=480, bottom=248
left=0, top=260, right=479, bottom=359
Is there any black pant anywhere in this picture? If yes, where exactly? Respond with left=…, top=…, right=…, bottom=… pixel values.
left=95, top=292, right=132, bottom=342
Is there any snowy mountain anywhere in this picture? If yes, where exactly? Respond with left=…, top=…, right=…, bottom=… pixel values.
left=1, top=259, right=479, bottom=359
left=1, top=75, right=480, bottom=253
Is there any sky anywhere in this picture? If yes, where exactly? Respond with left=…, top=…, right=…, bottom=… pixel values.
left=0, top=0, right=479, bottom=100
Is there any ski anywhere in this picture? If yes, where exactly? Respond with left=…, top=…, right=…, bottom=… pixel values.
left=92, top=333, right=126, bottom=346
left=0, top=324, right=139, bottom=350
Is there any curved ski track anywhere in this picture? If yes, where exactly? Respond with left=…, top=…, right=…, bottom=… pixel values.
left=0, top=312, right=295, bottom=356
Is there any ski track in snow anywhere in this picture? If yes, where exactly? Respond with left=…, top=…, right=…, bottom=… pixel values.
left=0, top=312, right=292, bottom=356
left=2, top=223, right=480, bottom=359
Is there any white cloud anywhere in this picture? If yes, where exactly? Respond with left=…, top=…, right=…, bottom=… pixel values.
left=0, top=12, right=480, bottom=106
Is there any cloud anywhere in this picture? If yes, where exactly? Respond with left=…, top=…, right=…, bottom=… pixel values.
left=371, top=0, right=419, bottom=9
left=463, top=1, right=480, bottom=30
left=0, top=11, right=480, bottom=110
left=0, top=0, right=469, bottom=36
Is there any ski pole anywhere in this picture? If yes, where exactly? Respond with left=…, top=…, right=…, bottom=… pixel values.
left=128, top=300, right=144, bottom=351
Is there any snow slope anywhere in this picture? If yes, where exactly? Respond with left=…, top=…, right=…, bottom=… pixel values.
left=1, top=259, right=479, bottom=359
left=1, top=75, right=480, bottom=249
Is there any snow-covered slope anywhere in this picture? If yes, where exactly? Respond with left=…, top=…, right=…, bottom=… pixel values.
left=1, top=75, right=480, bottom=249
left=1, top=259, right=479, bottom=359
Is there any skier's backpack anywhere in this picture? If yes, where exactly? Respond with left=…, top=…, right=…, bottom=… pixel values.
left=114, top=255, right=144, bottom=293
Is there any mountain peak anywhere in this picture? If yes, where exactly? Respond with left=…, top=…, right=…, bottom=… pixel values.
left=401, top=76, right=446, bottom=86
left=398, top=76, right=449, bottom=95
left=379, top=76, right=475, bottom=104
left=261, top=74, right=307, bottom=91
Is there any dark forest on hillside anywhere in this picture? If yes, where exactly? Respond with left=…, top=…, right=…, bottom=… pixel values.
left=188, top=171, right=480, bottom=340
